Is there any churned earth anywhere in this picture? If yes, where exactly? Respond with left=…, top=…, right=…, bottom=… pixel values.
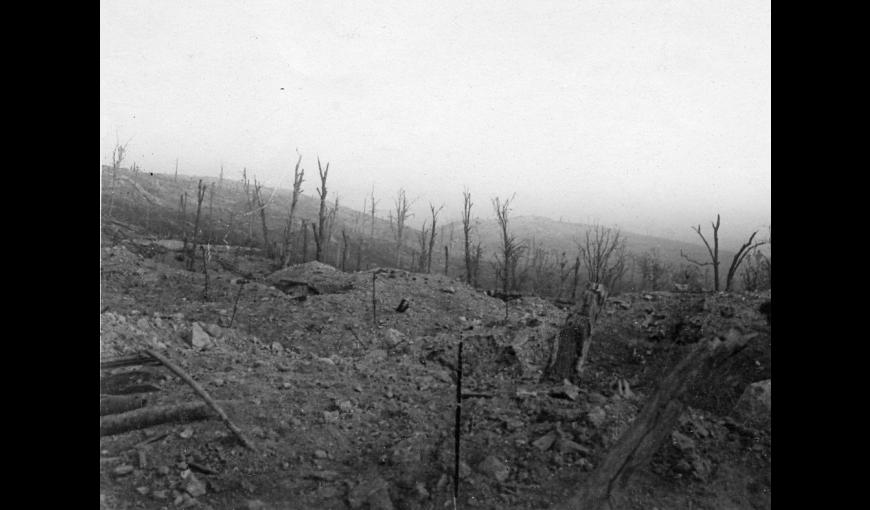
left=100, top=226, right=770, bottom=510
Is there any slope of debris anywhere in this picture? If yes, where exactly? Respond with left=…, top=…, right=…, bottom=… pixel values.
left=100, top=234, right=770, bottom=510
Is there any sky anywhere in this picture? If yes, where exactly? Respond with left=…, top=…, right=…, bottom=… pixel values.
left=100, top=0, right=770, bottom=250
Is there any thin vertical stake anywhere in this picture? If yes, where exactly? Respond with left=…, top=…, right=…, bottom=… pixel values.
left=454, top=340, right=464, bottom=503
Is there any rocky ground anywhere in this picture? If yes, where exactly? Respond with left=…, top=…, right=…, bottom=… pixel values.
left=100, top=226, right=771, bottom=510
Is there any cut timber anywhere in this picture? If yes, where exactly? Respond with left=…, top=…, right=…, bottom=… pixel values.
left=144, top=349, right=257, bottom=451
left=100, top=394, right=148, bottom=416
left=551, top=330, right=751, bottom=510
left=100, top=355, right=162, bottom=370
left=545, top=283, right=608, bottom=381
left=100, top=401, right=219, bottom=436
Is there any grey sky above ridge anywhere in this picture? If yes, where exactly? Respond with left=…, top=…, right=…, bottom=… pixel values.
left=100, top=0, right=770, bottom=250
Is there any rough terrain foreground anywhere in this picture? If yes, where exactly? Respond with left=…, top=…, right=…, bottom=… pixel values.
left=100, top=232, right=771, bottom=510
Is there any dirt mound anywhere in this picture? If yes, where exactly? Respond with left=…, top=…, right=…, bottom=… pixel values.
left=267, top=261, right=356, bottom=297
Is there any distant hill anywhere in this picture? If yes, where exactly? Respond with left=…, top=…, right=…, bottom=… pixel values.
left=102, top=166, right=733, bottom=292
left=453, top=215, right=734, bottom=273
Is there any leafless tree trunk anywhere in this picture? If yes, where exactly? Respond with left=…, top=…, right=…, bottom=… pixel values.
left=253, top=179, right=270, bottom=258
left=174, top=158, right=178, bottom=181
left=416, top=220, right=429, bottom=272
left=341, top=229, right=349, bottom=271
left=107, top=136, right=129, bottom=217
left=725, top=231, right=767, bottom=291
left=301, top=219, right=309, bottom=263
left=444, top=245, right=449, bottom=275
left=545, top=282, right=608, bottom=381
left=356, top=237, right=363, bottom=271
left=553, top=331, right=753, bottom=510
left=579, top=224, right=628, bottom=292
left=570, top=255, right=581, bottom=300
left=282, top=153, right=305, bottom=267
left=636, top=248, right=670, bottom=291
left=392, top=188, right=412, bottom=269
left=312, top=158, right=330, bottom=262
left=492, top=195, right=523, bottom=293
left=187, top=180, right=207, bottom=271
left=462, top=189, right=474, bottom=284
left=200, top=245, right=210, bottom=300
left=207, top=182, right=215, bottom=243
left=681, top=214, right=721, bottom=291
left=241, top=168, right=254, bottom=246
left=427, top=203, right=444, bottom=273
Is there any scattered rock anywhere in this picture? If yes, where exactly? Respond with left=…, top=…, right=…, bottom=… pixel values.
left=477, top=455, right=510, bottom=483
left=672, top=430, right=696, bottom=452
left=587, top=407, right=607, bottom=428
left=152, top=490, right=168, bottom=500
left=183, top=471, right=208, bottom=497
left=202, top=323, right=223, bottom=338
left=533, top=431, right=558, bottom=451
left=187, top=322, right=212, bottom=349
left=734, top=379, right=771, bottom=427
left=323, top=411, right=340, bottom=423
left=270, top=341, right=284, bottom=353
left=113, top=464, right=135, bottom=476
left=348, top=477, right=394, bottom=510
left=136, top=486, right=150, bottom=495
left=314, top=450, right=329, bottom=459
left=384, top=328, right=406, bottom=347
left=156, top=239, right=186, bottom=251
left=310, top=470, right=340, bottom=482
left=179, top=427, right=194, bottom=439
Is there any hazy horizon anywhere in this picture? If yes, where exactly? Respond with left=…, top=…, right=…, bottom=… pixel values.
left=101, top=0, right=770, bottom=250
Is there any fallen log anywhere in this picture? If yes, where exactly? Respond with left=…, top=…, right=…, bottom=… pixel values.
left=552, top=330, right=751, bottom=510
left=100, top=394, right=148, bottom=417
left=100, top=401, right=216, bottom=437
left=100, top=355, right=162, bottom=370
left=144, top=349, right=257, bottom=451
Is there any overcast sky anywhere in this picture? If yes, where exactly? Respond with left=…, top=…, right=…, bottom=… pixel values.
left=100, top=0, right=770, bottom=249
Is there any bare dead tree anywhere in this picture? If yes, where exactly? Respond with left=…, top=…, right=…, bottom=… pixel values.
left=426, top=203, right=444, bottom=273
left=569, top=255, right=582, bottom=300
left=461, top=189, right=474, bottom=284
left=635, top=248, right=670, bottom=291
left=681, top=214, right=721, bottom=291
left=392, top=188, right=413, bottom=269
left=200, top=245, right=210, bottom=300
left=312, top=157, right=330, bottom=262
left=178, top=192, right=188, bottom=254
left=444, top=245, right=449, bottom=275
left=492, top=195, right=523, bottom=293
left=252, top=179, right=271, bottom=258
left=207, top=182, right=215, bottom=243
left=106, top=135, right=130, bottom=217
left=328, top=195, right=340, bottom=266
left=416, top=220, right=430, bottom=272
left=282, top=153, right=305, bottom=267
left=471, top=241, right=483, bottom=288
left=724, top=231, right=767, bottom=291
left=545, top=282, right=608, bottom=381
left=356, top=236, right=364, bottom=271
left=301, top=219, right=309, bottom=262
left=578, top=224, right=628, bottom=292
left=370, top=185, right=378, bottom=240
left=174, top=158, right=178, bottom=181
left=340, top=229, right=349, bottom=271
left=187, top=180, right=207, bottom=271
left=241, top=168, right=254, bottom=245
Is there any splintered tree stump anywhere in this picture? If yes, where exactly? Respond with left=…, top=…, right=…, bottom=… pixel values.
left=100, top=394, right=149, bottom=417
left=100, top=401, right=217, bottom=436
left=545, top=283, right=608, bottom=381
left=552, top=331, right=752, bottom=510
